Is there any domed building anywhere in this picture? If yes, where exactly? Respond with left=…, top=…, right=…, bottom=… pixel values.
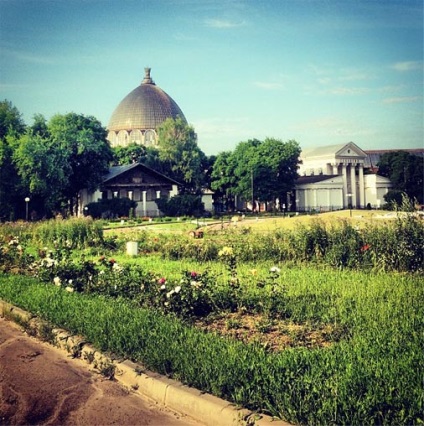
left=107, top=68, right=187, bottom=147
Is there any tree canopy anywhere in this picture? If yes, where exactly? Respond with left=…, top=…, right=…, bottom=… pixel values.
left=2, top=107, right=113, bottom=219
left=157, top=117, right=205, bottom=192
left=211, top=138, right=301, bottom=211
left=378, top=151, right=424, bottom=204
left=0, top=100, right=27, bottom=220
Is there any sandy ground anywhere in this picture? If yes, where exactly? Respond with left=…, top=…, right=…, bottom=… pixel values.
left=0, top=317, right=202, bottom=426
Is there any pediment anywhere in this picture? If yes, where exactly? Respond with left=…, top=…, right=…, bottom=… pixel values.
left=335, top=142, right=367, bottom=159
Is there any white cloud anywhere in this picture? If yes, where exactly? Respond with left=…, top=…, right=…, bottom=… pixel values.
left=391, top=61, right=423, bottom=72
left=289, top=116, right=375, bottom=139
left=382, top=96, right=421, bottom=104
left=325, top=87, right=370, bottom=96
left=0, top=47, right=54, bottom=65
left=204, top=18, right=246, bottom=28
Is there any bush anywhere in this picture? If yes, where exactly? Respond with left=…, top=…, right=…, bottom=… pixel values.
left=85, top=197, right=137, bottom=219
left=155, top=194, right=204, bottom=217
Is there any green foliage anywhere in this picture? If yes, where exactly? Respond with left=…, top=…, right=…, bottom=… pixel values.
left=85, top=197, right=137, bottom=219
left=378, top=150, right=424, bottom=204
left=32, top=217, right=104, bottom=249
left=0, top=100, right=27, bottom=220
left=211, top=138, right=301, bottom=210
left=157, top=117, right=205, bottom=191
left=112, top=142, right=147, bottom=165
left=155, top=194, right=204, bottom=217
left=0, top=99, right=26, bottom=141
left=0, top=272, right=422, bottom=425
left=11, top=112, right=113, bottom=217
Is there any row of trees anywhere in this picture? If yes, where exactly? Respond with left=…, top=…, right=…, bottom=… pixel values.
left=1, top=98, right=422, bottom=220
left=0, top=101, right=113, bottom=220
left=0, top=99, right=302, bottom=220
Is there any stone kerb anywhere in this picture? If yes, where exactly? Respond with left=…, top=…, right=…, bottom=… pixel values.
left=0, top=299, right=291, bottom=426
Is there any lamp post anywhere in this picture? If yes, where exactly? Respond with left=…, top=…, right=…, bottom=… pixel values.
left=251, top=169, right=254, bottom=214
left=24, top=197, right=30, bottom=221
left=347, top=193, right=352, bottom=217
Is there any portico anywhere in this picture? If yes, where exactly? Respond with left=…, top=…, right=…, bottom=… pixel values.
left=295, top=142, right=391, bottom=212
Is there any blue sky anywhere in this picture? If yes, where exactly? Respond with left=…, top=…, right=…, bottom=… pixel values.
left=1, top=0, right=422, bottom=155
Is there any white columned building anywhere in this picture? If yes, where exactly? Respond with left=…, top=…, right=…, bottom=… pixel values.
left=295, top=142, right=392, bottom=212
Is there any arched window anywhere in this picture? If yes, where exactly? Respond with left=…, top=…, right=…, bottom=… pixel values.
left=117, top=130, right=129, bottom=146
left=144, top=130, right=157, bottom=146
left=130, top=129, right=142, bottom=144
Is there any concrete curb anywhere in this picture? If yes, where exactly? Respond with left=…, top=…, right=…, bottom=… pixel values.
left=0, top=300, right=290, bottom=426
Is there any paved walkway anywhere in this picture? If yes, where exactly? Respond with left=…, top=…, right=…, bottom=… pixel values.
left=0, top=317, right=202, bottom=425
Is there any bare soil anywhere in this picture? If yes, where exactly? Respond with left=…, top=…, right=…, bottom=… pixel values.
left=0, top=317, right=202, bottom=426
left=195, top=312, right=342, bottom=352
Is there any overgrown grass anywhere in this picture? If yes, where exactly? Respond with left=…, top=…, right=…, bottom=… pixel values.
left=0, top=212, right=423, bottom=424
left=31, top=217, right=104, bottom=249
left=0, top=270, right=422, bottom=425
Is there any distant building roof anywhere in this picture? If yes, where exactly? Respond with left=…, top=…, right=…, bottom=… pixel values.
left=103, top=162, right=181, bottom=186
left=363, top=148, right=424, bottom=169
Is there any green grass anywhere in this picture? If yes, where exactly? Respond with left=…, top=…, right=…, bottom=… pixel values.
left=1, top=213, right=423, bottom=424
left=0, top=267, right=422, bottom=425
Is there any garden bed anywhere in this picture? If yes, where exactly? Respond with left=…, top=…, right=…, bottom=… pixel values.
left=0, top=215, right=423, bottom=425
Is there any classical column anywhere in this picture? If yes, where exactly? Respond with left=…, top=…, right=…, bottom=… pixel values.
left=342, top=164, right=348, bottom=207
left=142, top=190, right=147, bottom=217
left=358, top=164, right=365, bottom=208
left=350, top=164, right=357, bottom=208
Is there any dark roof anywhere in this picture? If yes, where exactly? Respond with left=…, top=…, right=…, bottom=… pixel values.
left=103, top=162, right=182, bottom=186
left=364, top=148, right=424, bottom=168
left=107, top=68, right=186, bottom=132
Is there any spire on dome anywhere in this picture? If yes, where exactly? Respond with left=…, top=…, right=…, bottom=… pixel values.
left=142, top=67, right=155, bottom=85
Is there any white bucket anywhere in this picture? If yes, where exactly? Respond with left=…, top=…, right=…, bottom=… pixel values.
left=126, top=241, right=138, bottom=256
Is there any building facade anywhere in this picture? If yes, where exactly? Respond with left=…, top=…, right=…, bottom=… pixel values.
left=295, top=142, right=393, bottom=211
left=79, top=163, right=179, bottom=217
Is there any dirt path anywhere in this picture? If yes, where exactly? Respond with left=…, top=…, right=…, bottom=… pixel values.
left=0, top=317, right=202, bottom=425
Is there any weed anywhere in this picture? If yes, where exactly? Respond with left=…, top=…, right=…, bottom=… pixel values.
left=94, top=359, right=116, bottom=380
left=83, top=350, right=96, bottom=364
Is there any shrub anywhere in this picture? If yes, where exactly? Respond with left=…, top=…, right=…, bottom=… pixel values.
left=155, top=194, right=204, bottom=217
left=85, top=197, right=137, bottom=219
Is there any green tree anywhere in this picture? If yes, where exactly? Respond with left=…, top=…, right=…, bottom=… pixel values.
left=30, top=113, right=49, bottom=138
left=0, top=100, right=26, bottom=220
left=13, top=133, right=68, bottom=216
left=210, top=151, right=238, bottom=211
left=157, top=117, right=204, bottom=192
left=13, top=113, right=113, bottom=217
left=48, top=113, right=113, bottom=214
left=211, top=138, right=301, bottom=211
left=155, top=194, right=204, bottom=217
left=0, top=100, right=25, bottom=141
left=378, top=151, right=424, bottom=204
left=112, top=143, right=146, bottom=165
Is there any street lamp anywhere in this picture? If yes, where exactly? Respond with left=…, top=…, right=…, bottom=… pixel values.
left=346, top=193, right=352, bottom=217
left=24, top=197, right=30, bottom=221
left=251, top=169, right=254, bottom=213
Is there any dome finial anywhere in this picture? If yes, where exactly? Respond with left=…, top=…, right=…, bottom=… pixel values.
left=142, top=67, right=155, bottom=85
